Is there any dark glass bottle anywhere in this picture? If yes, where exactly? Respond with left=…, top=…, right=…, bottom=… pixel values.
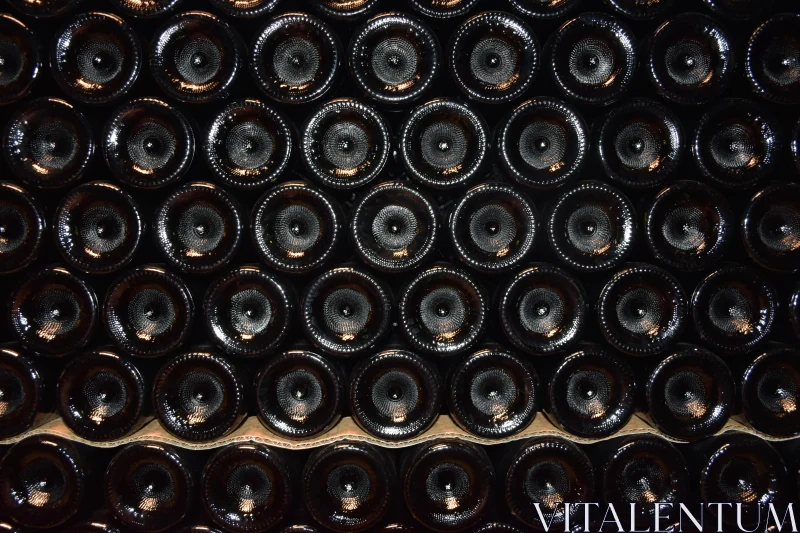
left=9, top=266, right=97, bottom=357
left=251, top=13, right=341, bottom=105
left=105, top=442, right=193, bottom=532
left=153, top=351, right=246, bottom=442
left=57, top=349, right=149, bottom=441
left=644, top=180, right=733, bottom=272
left=594, top=98, right=683, bottom=189
left=692, top=98, right=780, bottom=190
left=0, top=182, right=45, bottom=274
left=204, top=266, right=294, bottom=358
left=252, top=181, right=343, bottom=274
left=104, top=265, right=193, bottom=358
left=255, top=350, right=344, bottom=439
left=205, top=98, right=294, bottom=190
left=792, top=287, right=800, bottom=339
left=496, top=97, right=588, bottom=190
left=546, top=12, right=636, bottom=106
left=104, top=97, right=194, bottom=189
left=201, top=443, right=292, bottom=533
left=605, top=0, right=673, bottom=18
left=449, top=182, right=537, bottom=273
left=210, top=0, right=281, bottom=18
left=302, top=266, right=391, bottom=357
left=348, top=12, right=439, bottom=107
left=508, top=0, right=581, bottom=19
left=402, top=439, right=493, bottom=532
left=644, top=13, right=735, bottom=105
left=150, top=11, right=244, bottom=103
left=794, top=117, right=800, bottom=175
left=65, top=519, right=124, bottom=533
left=448, top=348, right=538, bottom=438
left=300, top=98, right=390, bottom=190
left=303, top=441, right=395, bottom=532
left=0, top=14, right=40, bottom=105
left=50, top=12, right=141, bottom=105
left=155, top=182, right=244, bottom=274
left=178, top=527, right=225, bottom=533
left=350, top=349, right=441, bottom=440
left=499, top=263, right=587, bottom=355
left=399, top=264, right=488, bottom=356
left=742, top=183, right=800, bottom=272
left=741, top=345, right=800, bottom=437
left=0, top=346, right=45, bottom=439
left=311, top=0, right=380, bottom=20
left=54, top=181, right=143, bottom=274
left=503, top=436, right=594, bottom=531
left=448, top=11, right=539, bottom=104
left=472, top=523, right=524, bottom=533
left=350, top=181, right=439, bottom=273
left=702, top=0, right=774, bottom=21
left=0, top=436, right=87, bottom=529
left=110, top=0, right=184, bottom=18
left=746, top=14, right=800, bottom=105
left=598, top=263, right=687, bottom=357
left=399, top=98, right=489, bottom=189
left=546, top=180, right=636, bottom=272
left=644, top=345, right=734, bottom=440
left=3, top=97, right=93, bottom=189
left=7, top=0, right=79, bottom=18
left=691, top=265, right=776, bottom=355
left=544, top=344, right=636, bottom=438
left=408, top=0, right=480, bottom=18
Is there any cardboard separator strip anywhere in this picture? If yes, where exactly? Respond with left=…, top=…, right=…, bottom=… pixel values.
left=0, top=412, right=789, bottom=450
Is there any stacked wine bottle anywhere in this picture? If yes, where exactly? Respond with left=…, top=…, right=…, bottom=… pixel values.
left=1, top=0, right=799, bottom=531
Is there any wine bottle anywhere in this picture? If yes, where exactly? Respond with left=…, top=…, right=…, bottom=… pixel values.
left=64, top=518, right=124, bottom=533
left=508, top=0, right=581, bottom=19
left=110, top=0, right=184, bottom=18
left=598, top=263, right=688, bottom=357
left=644, top=345, right=734, bottom=440
left=594, top=98, right=684, bottom=189
left=0, top=346, right=46, bottom=439
left=348, top=12, right=440, bottom=106
left=448, top=11, right=539, bottom=104
left=255, top=350, right=344, bottom=439
left=154, top=182, right=244, bottom=274
left=278, top=526, right=319, bottom=533
left=746, top=14, right=800, bottom=105
left=0, top=182, right=45, bottom=275
left=153, top=351, right=246, bottom=442
left=408, top=0, right=480, bottom=18
left=741, top=344, right=800, bottom=437
left=301, top=266, right=391, bottom=357
left=503, top=436, right=594, bottom=531
left=311, top=0, right=380, bottom=20
left=54, top=181, right=143, bottom=274
left=300, top=98, right=390, bottom=189
left=644, top=13, right=734, bottom=105
left=605, top=0, right=673, bottom=19
left=692, top=98, right=780, bottom=190
left=702, top=0, right=775, bottom=21
left=447, top=347, right=538, bottom=438
left=104, top=97, right=194, bottom=189
left=50, top=12, right=141, bottom=105
left=9, top=266, right=97, bottom=357
left=499, top=263, right=588, bottom=355
left=399, top=264, right=488, bottom=356
left=350, top=180, right=440, bottom=273
left=0, top=435, right=88, bottom=529
left=546, top=180, right=636, bottom=272
left=205, top=98, right=294, bottom=190
left=303, top=441, right=395, bottom=532
left=449, top=182, right=537, bottom=273
left=204, top=266, right=294, bottom=358
left=250, top=13, right=341, bottom=105
left=644, top=180, right=733, bottom=272
left=471, top=523, right=524, bottom=533
left=104, top=265, right=193, bottom=358
left=57, top=349, right=150, bottom=441
left=209, top=0, right=281, bottom=18
left=398, top=98, right=489, bottom=189
left=252, top=181, right=343, bottom=274
left=3, top=97, right=93, bottom=189
left=0, top=14, right=40, bottom=105
left=691, top=265, right=777, bottom=355
left=105, top=441, right=193, bottom=532
left=496, top=97, right=588, bottom=190
left=350, top=349, right=441, bottom=440
left=7, top=0, right=79, bottom=18
left=177, top=527, right=224, bottom=533
left=544, top=344, right=636, bottom=438
left=201, top=443, right=292, bottom=533
left=742, top=183, right=800, bottom=272
left=150, top=11, right=244, bottom=103
left=402, top=439, right=493, bottom=531
left=545, top=12, right=637, bottom=106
